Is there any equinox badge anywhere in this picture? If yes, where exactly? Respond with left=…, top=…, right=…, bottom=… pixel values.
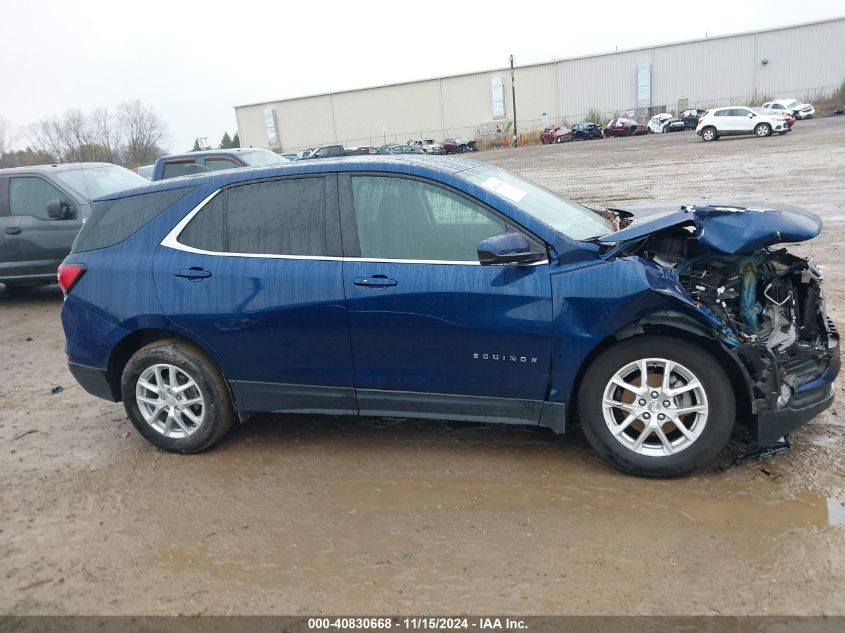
left=473, top=353, right=539, bottom=364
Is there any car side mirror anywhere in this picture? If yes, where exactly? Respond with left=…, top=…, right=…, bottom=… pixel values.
left=748, top=113, right=755, bottom=118
left=47, top=199, right=73, bottom=220
left=478, top=232, right=544, bottom=265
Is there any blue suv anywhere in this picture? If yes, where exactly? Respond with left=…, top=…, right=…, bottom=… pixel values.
left=59, top=156, right=839, bottom=476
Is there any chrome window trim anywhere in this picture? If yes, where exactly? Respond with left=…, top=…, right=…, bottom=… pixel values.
left=160, top=188, right=548, bottom=267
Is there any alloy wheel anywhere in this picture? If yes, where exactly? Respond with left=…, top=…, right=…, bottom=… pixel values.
left=601, top=358, right=709, bottom=457
left=136, top=363, right=205, bottom=438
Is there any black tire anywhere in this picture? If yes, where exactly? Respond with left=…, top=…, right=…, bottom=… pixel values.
left=121, top=339, right=235, bottom=453
left=701, top=126, right=717, bottom=142
left=577, top=335, right=735, bottom=478
left=754, top=123, right=772, bottom=138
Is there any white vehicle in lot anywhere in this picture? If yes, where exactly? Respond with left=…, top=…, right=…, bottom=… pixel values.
left=695, top=106, right=788, bottom=141
left=647, top=113, right=685, bottom=134
left=762, top=99, right=815, bottom=119
left=408, top=138, right=445, bottom=155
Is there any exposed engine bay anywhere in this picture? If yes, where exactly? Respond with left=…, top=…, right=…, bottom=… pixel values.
left=598, top=205, right=839, bottom=442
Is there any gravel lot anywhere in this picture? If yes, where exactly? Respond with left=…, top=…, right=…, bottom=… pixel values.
left=1, top=118, right=844, bottom=616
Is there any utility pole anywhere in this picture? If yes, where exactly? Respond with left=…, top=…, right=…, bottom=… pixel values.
left=510, top=54, right=518, bottom=147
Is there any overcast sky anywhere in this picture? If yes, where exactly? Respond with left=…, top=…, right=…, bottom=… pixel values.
left=1, top=0, right=842, bottom=153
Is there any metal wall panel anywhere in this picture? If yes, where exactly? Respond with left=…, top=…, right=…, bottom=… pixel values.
left=557, top=49, right=652, bottom=119
left=756, top=20, right=845, bottom=98
left=235, top=18, right=845, bottom=151
left=652, top=35, right=756, bottom=108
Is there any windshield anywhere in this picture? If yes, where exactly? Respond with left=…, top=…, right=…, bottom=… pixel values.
left=54, top=165, right=149, bottom=200
left=240, top=150, right=286, bottom=167
left=784, top=100, right=801, bottom=109
left=463, top=165, right=612, bottom=240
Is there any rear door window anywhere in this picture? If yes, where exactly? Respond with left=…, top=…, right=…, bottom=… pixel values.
left=178, top=177, right=329, bottom=257
left=227, top=178, right=327, bottom=255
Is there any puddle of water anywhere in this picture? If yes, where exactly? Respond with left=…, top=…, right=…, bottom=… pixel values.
left=681, top=492, right=845, bottom=528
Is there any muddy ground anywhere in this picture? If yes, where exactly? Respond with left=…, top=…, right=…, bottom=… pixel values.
left=1, top=118, right=844, bottom=616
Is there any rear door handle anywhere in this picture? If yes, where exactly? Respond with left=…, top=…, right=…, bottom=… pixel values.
left=353, top=275, right=397, bottom=288
left=175, top=267, right=212, bottom=280
left=4, top=227, right=21, bottom=235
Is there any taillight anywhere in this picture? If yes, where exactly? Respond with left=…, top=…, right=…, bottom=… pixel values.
left=697, top=117, right=703, bottom=126
left=57, top=263, right=86, bottom=295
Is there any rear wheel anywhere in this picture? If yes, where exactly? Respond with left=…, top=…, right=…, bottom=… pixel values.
left=755, top=123, right=772, bottom=137
left=701, top=127, right=717, bottom=142
left=577, top=336, right=735, bottom=477
left=121, top=339, right=235, bottom=453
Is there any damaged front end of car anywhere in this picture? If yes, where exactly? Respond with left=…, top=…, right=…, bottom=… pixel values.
left=597, top=205, right=840, bottom=445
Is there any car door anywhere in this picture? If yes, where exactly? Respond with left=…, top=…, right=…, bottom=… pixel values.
left=0, top=173, right=82, bottom=281
left=712, top=109, right=735, bottom=134
left=154, top=174, right=357, bottom=414
left=338, top=173, right=554, bottom=424
left=732, top=108, right=756, bottom=133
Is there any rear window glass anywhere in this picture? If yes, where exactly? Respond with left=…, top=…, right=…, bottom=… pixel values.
left=71, top=187, right=193, bottom=253
left=162, top=161, right=199, bottom=179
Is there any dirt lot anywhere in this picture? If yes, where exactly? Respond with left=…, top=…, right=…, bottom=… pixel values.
left=2, top=118, right=844, bottom=616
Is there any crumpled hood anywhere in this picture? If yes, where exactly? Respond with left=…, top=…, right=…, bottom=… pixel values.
left=597, top=204, right=822, bottom=255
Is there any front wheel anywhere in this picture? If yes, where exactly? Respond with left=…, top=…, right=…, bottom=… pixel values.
left=121, top=339, right=235, bottom=453
left=755, top=123, right=772, bottom=137
left=577, top=336, right=735, bottom=477
left=701, top=127, right=717, bottom=142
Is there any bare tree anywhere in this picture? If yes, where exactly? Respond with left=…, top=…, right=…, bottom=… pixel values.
left=23, top=101, right=168, bottom=167
left=117, top=100, right=168, bottom=166
left=27, top=116, right=67, bottom=162
left=91, top=107, right=121, bottom=162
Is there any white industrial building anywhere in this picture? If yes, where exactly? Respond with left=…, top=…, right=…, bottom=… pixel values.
left=234, top=17, right=845, bottom=152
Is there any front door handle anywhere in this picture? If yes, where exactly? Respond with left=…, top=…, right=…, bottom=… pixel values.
left=4, top=227, right=21, bottom=235
left=353, top=275, right=397, bottom=288
left=175, top=267, right=212, bottom=281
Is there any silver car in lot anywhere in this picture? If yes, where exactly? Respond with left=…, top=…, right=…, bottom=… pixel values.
left=408, top=138, right=445, bottom=154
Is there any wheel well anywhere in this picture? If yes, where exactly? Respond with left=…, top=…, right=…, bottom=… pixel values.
left=568, top=324, right=752, bottom=428
left=106, top=329, right=200, bottom=401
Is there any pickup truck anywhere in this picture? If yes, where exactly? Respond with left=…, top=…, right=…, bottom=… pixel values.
left=152, top=148, right=288, bottom=181
left=302, top=145, right=378, bottom=159
left=0, top=163, right=147, bottom=288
